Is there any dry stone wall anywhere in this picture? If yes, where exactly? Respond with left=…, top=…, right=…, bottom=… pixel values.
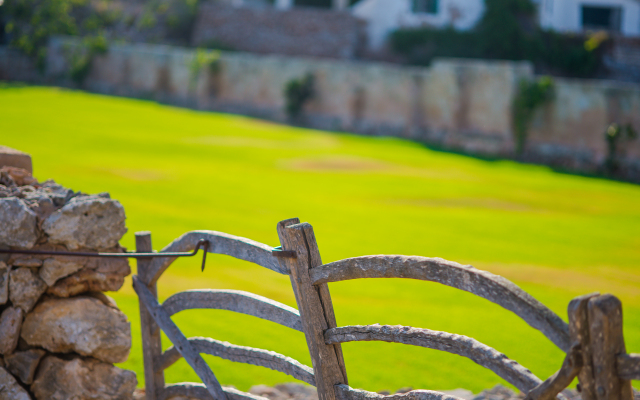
left=0, top=165, right=136, bottom=400
left=39, top=37, right=640, bottom=181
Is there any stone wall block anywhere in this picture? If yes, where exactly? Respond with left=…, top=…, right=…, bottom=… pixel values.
left=9, top=268, right=47, bottom=313
left=4, top=349, right=46, bottom=385
left=42, top=195, right=127, bottom=250
left=0, top=307, right=24, bottom=355
left=39, top=257, right=84, bottom=287
left=11, top=259, right=43, bottom=268
left=21, top=296, right=131, bottom=363
left=0, top=198, right=38, bottom=249
left=31, top=355, right=136, bottom=400
left=7, top=244, right=86, bottom=266
left=0, top=261, right=8, bottom=305
left=47, top=255, right=130, bottom=297
left=0, top=366, right=32, bottom=400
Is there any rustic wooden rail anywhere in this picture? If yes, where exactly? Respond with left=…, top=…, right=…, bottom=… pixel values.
left=133, top=221, right=640, bottom=400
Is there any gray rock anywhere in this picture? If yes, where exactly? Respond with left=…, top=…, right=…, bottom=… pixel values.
left=250, top=384, right=318, bottom=400
left=39, top=257, right=84, bottom=286
left=0, top=366, right=32, bottom=400
left=442, top=389, right=474, bottom=400
left=47, top=253, right=130, bottom=297
left=23, top=195, right=56, bottom=222
left=33, top=180, right=76, bottom=208
left=11, top=258, right=43, bottom=268
left=5, top=348, right=46, bottom=384
left=42, top=196, right=127, bottom=250
left=0, top=198, right=37, bottom=248
left=31, top=355, right=136, bottom=400
left=471, top=385, right=522, bottom=400
left=84, top=291, right=119, bottom=309
left=9, top=268, right=47, bottom=313
left=0, top=262, right=8, bottom=305
left=21, top=296, right=131, bottom=363
left=0, top=307, right=24, bottom=355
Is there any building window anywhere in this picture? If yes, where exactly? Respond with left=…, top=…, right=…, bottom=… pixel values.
left=294, top=0, right=332, bottom=8
left=581, top=5, right=622, bottom=32
left=412, top=0, right=438, bottom=14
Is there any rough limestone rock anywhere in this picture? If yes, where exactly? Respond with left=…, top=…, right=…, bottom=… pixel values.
left=0, top=262, right=8, bottom=305
left=85, top=291, right=119, bottom=309
left=4, top=348, right=46, bottom=385
left=42, top=195, right=127, bottom=250
left=21, top=296, right=131, bottom=363
left=251, top=383, right=319, bottom=400
left=9, top=268, right=47, bottom=313
left=7, top=243, right=82, bottom=266
left=39, top=257, right=84, bottom=286
left=31, top=355, right=136, bottom=400
left=11, top=258, right=43, bottom=268
left=47, top=255, right=130, bottom=297
left=0, top=307, right=24, bottom=355
left=0, top=198, right=37, bottom=248
left=0, top=366, right=32, bottom=400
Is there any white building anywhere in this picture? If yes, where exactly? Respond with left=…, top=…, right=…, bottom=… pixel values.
left=351, top=0, right=640, bottom=50
left=538, top=0, right=640, bottom=36
left=352, top=0, right=484, bottom=49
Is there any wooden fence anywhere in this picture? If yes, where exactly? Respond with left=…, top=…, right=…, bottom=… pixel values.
left=132, top=219, right=640, bottom=400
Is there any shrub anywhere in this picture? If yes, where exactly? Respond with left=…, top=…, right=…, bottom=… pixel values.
left=604, top=123, right=638, bottom=173
left=189, top=48, right=221, bottom=89
left=513, top=76, right=554, bottom=154
left=67, top=34, right=109, bottom=85
left=284, top=74, right=315, bottom=120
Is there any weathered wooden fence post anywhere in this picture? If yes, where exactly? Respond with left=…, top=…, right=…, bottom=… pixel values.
left=588, top=294, right=633, bottom=400
left=277, top=219, right=348, bottom=400
left=136, top=232, right=165, bottom=400
left=568, top=293, right=599, bottom=400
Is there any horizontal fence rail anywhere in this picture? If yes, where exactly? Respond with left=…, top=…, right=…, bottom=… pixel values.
left=310, top=255, right=571, bottom=352
left=160, top=383, right=269, bottom=400
left=145, top=231, right=286, bottom=285
left=335, top=385, right=466, bottom=400
left=325, top=324, right=541, bottom=393
left=617, top=354, right=640, bottom=380
left=158, top=337, right=315, bottom=385
left=162, top=289, right=303, bottom=331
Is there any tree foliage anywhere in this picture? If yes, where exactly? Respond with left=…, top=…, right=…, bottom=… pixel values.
left=2, top=0, right=114, bottom=70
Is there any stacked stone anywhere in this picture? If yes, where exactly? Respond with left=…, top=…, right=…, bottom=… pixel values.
left=0, top=166, right=137, bottom=400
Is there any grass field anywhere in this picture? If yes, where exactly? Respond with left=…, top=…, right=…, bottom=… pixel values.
left=2, top=85, right=639, bottom=394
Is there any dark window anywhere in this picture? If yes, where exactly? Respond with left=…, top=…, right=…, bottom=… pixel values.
left=412, top=0, right=438, bottom=14
left=581, top=5, right=622, bottom=32
left=294, top=0, right=332, bottom=8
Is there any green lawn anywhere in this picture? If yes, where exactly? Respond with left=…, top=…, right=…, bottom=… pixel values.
left=2, top=85, right=639, bottom=394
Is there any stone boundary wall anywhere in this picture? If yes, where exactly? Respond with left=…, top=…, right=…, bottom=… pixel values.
left=192, top=3, right=365, bottom=59
left=3, top=37, right=640, bottom=180
left=0, top=161, right=137, bottom=400
left=0, top=48, right=41, bottom=83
